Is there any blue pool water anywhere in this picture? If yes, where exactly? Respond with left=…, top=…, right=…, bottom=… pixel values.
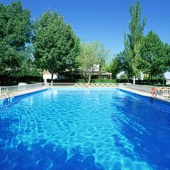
left=0, top=88, right=170, bottom=170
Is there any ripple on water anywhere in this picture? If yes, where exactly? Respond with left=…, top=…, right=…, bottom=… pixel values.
left=0, top=89, right=169, bottom=169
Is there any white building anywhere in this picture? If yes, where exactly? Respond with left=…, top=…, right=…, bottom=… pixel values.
left=165, top=72, right=170, bottom=85
left=43, top=71, right=58, bottom=83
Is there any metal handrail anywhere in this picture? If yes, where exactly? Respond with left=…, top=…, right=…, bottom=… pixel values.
left=0, top=83, right=47, bottom=97
left=120, top=84, right=170, bottom=101
left=1, top=92, right=10, bottom=99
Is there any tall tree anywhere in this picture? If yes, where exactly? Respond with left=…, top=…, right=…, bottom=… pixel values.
left=140, top=31, right=167, bottom=80
left=164, top=43, right=170, bottom=71
left=123, top=0, right=146, bottom=78
left=76, top=41, right=108, bottom=84
left=116, top=51, right=134, bottom=81
left=0, top=1, right=32, bottom=76
left=109, top=53, right=124, bottom=79
left=33, top=10, right=80, bottom=85
left=20, top=45, right=41, bottom=77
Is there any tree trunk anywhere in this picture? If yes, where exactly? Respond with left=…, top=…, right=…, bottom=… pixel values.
left=88, top=72, right=92, bottom=84
left=127, top=75, right=130, bottom=83
left=51, top=72, right=54, bottom=86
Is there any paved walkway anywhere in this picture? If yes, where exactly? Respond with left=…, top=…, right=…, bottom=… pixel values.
left=120, top=87, right=170, bottom=102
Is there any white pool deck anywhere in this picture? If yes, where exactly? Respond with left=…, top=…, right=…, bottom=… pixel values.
left=120, top=87, right=151, bottom=97
left=121, top=86, right=170, bottom=101
left=0, top=87, right=48, bottom=100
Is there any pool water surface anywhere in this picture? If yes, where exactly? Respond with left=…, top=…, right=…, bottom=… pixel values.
left=0, top=88, right=170, bottom=170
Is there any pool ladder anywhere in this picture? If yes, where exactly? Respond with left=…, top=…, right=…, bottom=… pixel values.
left=1, top=92, right=10, bottom=99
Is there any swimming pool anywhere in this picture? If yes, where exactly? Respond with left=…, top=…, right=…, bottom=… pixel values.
left=0, top=88, right=170, bottom=170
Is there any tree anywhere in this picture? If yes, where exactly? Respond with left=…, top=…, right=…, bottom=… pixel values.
left=123, top=0, right=146, bottom=78
left=76, top=41, right=109, bottom=84
left=140, top=31, right=167, bottom=80
left=20, top=45, right=41, bottom=77
left=33, top=10, right=80, bottom=85
left=108, top=54, right=123, bottom=79
left=164, top=43, right=170, bottom=71
left=0, top=1, right=32, bottom=76
left=115, top=51, right=135, bottom=81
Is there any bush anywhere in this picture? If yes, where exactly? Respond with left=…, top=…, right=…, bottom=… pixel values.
left=47, top=79, right=76, bottom=83
left=76, top=79, right=116, bottom=83
left=0, top=75, right=43, bottom=86
left=116, top=79, right=133, bottom=83
left=115, top=78, right=166, bottom=85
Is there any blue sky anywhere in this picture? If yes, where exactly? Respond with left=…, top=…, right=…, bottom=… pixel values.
left=1, top=0, right=170, bottom=56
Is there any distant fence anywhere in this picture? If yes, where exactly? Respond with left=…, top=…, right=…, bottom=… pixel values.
left=0, top=83, right=47, bottom=97
left=119, top=83, right=170, bottom=101
left=0, top=82, right=118, bottom=98
left=1, top=82, right=169, bottom=101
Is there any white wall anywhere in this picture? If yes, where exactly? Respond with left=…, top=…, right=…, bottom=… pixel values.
left=165, top=72, right=170, bottom=79
left=43, top=73, right=58, bottom=83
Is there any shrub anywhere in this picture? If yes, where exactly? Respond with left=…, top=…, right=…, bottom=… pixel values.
left=76, top=79, right=116, bottom=83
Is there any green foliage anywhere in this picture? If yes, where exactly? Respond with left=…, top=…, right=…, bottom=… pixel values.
left=122, top=0, right=169, bottom=81
left=91, top=79, right=116, bottom=83
left=123, top=0, right=146, bottom=78
left=76, top=41, right=109, bottom=83
left=33, top=10, right=80, bottom=84
left=119, top=73, right=128, bottom=79
left=0, top=1, right=32, bottom=77
left=1, top=0, right=169, bottom=85
left=140, top=31, right=167, bottom=79
left=101, top=63, right=110, bottom=72
left=128, top=0, right=146, bottom=46
left=19, top=45, right=42, bottom=77
left=109, top=52, right=126, bottom=79
left=164, top=43, right=170, bottom=71
left=0, top=75, right=42, bottom=86
left=76, top=79, right=86, bottom=83
left=77, top=79, right=116, bottom=83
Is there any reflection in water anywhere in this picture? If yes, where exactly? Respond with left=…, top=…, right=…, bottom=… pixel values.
left=0, top=89, right=170, bottom=170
